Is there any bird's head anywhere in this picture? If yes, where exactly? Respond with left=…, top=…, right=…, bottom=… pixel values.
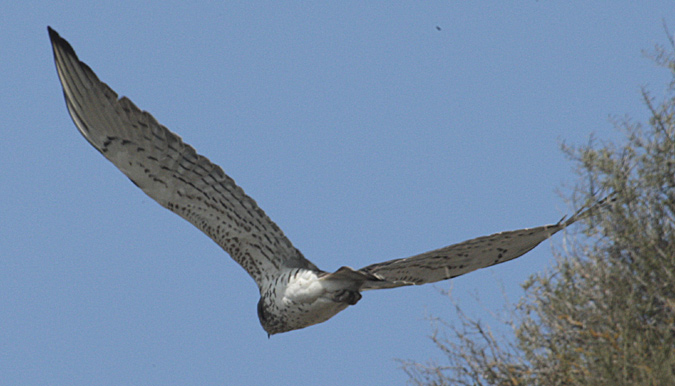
left=257, top=296, right=286, bottom=337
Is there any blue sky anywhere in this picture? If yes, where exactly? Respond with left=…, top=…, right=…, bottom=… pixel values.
left=2, top=2, right=674, bottom=385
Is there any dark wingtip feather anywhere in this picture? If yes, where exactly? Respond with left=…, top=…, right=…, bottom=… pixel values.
left=47, top=27, right=107, bottom=102
left=47, top=27, right=79, bottom=59
left=47, top=26, right=60, bottom=44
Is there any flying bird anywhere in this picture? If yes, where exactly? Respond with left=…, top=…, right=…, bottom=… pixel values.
left=48, top=27, right=589, bottom=335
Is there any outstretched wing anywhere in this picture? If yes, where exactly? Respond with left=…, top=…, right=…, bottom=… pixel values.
left=359, top=211, right=586, bottom=290
left=48, top=27, right=318, bottom=289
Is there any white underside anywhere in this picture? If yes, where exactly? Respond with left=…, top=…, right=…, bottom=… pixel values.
left=283, top=270, right=327, bottom=304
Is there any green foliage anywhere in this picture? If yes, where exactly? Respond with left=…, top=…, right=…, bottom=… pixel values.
left=402, top=35, right=675, bottom=386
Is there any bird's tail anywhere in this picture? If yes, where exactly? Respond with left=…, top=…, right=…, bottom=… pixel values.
left=319, top=266, right=385, bottom=291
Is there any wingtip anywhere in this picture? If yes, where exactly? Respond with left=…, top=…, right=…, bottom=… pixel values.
left=559, top=192, right=617, bottom=228
left=47, top=26, right=59, bottom=40
left=47, top=26, right=78, bottom=58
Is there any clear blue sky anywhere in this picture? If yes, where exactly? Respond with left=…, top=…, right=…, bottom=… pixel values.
left=2, top=2, right=673, bottom=385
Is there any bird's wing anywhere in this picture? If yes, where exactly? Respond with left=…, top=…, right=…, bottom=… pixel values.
left=358, top=208, right=591, bottom=290
left=48, top=27, right=318, bottom=289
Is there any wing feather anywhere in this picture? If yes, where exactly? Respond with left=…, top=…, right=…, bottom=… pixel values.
left=358, top=207, right=593, bottom=290
left=48, top=27, right=318, bottom=289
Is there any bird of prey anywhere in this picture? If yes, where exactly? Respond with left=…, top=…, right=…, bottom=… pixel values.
left=49, top=27, right=589, bottom=336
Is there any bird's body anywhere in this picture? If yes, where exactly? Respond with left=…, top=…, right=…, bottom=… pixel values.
left=258, top=268, right=357, bottom=335
left=48, top=27, right=594, bottom=335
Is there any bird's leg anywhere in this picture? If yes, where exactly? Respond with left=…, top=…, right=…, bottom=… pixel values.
left=332, top=290, right=362, bottom=305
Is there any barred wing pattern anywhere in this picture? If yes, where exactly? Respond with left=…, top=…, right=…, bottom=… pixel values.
left=49, top=27, right=318, bottom=289
left=359, top=215, right=580, bottom=289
